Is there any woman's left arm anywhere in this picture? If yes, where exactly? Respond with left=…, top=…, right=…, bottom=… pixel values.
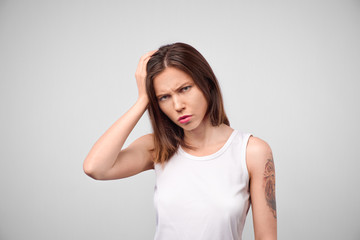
left=246, top=136, right=277, bottom=240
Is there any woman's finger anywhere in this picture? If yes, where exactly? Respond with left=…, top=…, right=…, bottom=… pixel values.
left=141, top=50, right=157, bottom=70
left=135, top=50, right=157, bottom=79
left=140, top=50, right=157, bottom=61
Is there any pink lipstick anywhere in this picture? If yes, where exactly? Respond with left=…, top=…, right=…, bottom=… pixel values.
left=178, top=115, right=192, bottom=124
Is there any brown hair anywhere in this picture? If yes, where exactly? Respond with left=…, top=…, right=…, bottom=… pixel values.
left=146, top=42, right=229, bottom=167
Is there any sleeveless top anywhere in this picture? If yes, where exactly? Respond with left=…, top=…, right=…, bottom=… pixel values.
left=153, top=130, right=252, bottom=240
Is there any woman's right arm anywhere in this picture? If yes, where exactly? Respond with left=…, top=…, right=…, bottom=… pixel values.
left=83, top=50, right=156, bottom=180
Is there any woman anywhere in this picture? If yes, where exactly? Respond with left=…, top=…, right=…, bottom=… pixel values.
left=83, top=42, right=277, bottom=239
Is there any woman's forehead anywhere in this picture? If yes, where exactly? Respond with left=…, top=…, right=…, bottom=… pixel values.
left=153, top=67, right=194, bottom=94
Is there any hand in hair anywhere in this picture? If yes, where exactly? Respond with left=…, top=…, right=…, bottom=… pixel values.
left=135, top=50, right=157, bottom=101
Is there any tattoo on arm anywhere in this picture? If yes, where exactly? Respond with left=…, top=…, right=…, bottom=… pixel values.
left=264, top=158, right=277, bottom=219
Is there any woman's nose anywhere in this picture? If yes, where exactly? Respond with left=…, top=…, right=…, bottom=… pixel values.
left=173, top=95, right=185, bottom=112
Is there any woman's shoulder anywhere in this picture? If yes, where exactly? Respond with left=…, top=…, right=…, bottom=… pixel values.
left=130, top=133, right=153, bottom=143
left=247, top=136, right=272, bottom=154
left=133, top=133, right=154, bottom=150
left=245, top=135, right=274, bottom=177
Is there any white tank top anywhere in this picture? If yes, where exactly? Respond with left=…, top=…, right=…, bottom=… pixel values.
left=153, top=130, right=252, bottom=240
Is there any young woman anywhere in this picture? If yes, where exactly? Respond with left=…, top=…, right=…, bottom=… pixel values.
left=83, top=42, right=277, bottom=240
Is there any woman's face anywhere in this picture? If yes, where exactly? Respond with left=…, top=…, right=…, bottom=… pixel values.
left=153, top=67, right=208, bottom=132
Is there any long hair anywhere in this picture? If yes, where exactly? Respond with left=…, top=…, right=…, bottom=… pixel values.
left=146, top=42, right=229, bottom=167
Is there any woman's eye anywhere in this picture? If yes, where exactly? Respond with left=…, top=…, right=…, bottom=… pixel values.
left=159, top=95, right=168, bottom=101
left=181, top=86, right=191, bottom=92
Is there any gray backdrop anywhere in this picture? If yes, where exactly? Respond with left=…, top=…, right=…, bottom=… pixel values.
left=1, top=0, right=359, bottom=239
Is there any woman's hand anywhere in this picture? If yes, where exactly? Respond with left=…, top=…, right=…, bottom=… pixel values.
left=135, top=50, right=157, bottom=101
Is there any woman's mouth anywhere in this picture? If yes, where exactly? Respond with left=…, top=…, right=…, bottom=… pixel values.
left=178, top=115, right=192, bottom=124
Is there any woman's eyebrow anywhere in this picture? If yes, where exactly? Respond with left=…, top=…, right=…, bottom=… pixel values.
left=156, top=82, right=193, bottom=98
left=175, top=82, right=192, bottom=91
left=156, top=93, right=166, bottom=99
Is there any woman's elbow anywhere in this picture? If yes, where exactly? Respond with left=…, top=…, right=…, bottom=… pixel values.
left=83, top=160, right=103, bottom=180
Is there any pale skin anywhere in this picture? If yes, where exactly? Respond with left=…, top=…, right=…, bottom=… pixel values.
left=83, top=50, right=277, bottom=239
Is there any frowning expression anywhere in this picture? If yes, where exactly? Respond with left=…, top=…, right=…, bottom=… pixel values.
left=153, top=67, right=208, bottom=131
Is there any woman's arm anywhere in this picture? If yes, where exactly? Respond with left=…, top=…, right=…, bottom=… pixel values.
left=83, top=50, right=156, bottom=180
left=246, top=136, right=277, bottom=240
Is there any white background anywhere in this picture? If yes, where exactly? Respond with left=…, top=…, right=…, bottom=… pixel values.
left=0, top=0, right=359, bottom=239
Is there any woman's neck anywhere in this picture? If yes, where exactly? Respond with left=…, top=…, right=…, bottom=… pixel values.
left=183, top=121, right=233, bottom=150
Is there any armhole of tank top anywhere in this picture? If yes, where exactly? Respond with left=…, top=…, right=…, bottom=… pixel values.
left=242, top=133, right=253, bottom=187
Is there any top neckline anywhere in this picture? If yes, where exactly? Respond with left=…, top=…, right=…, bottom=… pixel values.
left=178, top=129, right=238, bottom=161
